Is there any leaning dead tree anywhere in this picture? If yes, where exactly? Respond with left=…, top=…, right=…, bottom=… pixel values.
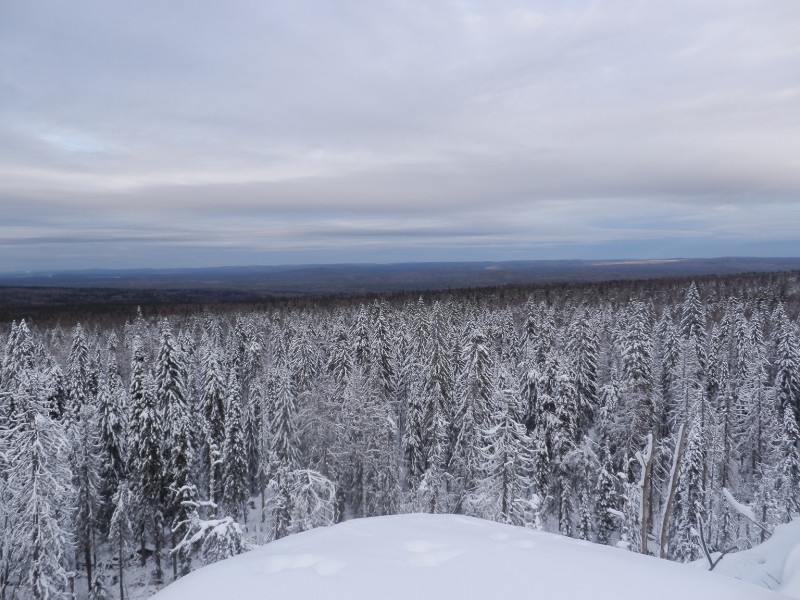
left=659, top=424, right=687, bottom=559
left=636, top=433, right=656, bottom=555
left=697, top=518, right=736, bottom=571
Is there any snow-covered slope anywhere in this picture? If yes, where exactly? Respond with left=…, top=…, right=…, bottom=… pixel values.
left=152, top=514, right=781, bottom=600
left=712, top=519, right=800, bottom=597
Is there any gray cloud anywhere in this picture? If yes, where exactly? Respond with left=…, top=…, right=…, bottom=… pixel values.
left=1, top=0, right=799, bottom=270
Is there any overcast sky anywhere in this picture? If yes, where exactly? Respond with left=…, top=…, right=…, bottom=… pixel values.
left=1, top=0, right=799, bottom=271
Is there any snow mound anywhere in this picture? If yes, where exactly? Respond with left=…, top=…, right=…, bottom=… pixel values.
left=713, top=518, right=800, bottom=597
left=152, top=514, right=780, bottom=600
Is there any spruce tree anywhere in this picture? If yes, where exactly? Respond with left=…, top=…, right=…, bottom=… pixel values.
left=127, top=337, right=164, bottom=582
left=595, top=444, right=618, bottom=545
left=5, top=369, right=74, bottom=600
left=221, top=368, right=248, bottom=521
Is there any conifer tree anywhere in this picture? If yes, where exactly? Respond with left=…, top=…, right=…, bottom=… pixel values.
left=221, top=368, right=248, bottom=521
left=672, top=424, right=703, bottom=561
left=472, top=371, right=533, bottom=526
left=127, top=337, right=165, bottom=582
left=5, top=369, right=74, bottom=600
left=568, top=308, right=599, bottom=432
left=577, top=484, right=593, bottom=541
left=327, top=320, right=353, bottom=390
left=155, top=322, right=190, bottom=467
left=371, top=301, right=394, bottom=396
left=621, top=301, right=655, bottom=455
left=267, top=366, right=299, bottom=470
left=774, top=303, right=800, bottom=426
left=108, top=482, right=135, bottom=600
left=595, top=444, right=618, bottom=546
left=199, top=342, right=226, bottom=504
left=402, top=377, right=429, bottom=489
left=70, top=403, right=104, bottom=593
left=97, top=348, right=127, bottom=524
left=680, top=282, right=707, bottom=368
left=66, top=323, right=92, bottom=418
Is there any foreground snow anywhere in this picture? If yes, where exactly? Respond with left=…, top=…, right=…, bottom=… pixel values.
left=712, top=518, right=800, bottom=597
left=152, top=514, right=780, bottom=600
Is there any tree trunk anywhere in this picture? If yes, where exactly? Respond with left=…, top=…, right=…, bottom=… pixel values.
left=659, top=424, right=687, bottom=558
left=118, top=535, right=125, bottom=600
left=84, top=535, right=93, bottom=594
left=639, top=433, right=656, bottom=555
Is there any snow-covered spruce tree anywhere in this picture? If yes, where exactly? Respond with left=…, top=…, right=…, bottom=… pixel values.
left=237, top=318, right=263, bottom=494
left=155, top=321, right=190, bottom=472
left=773, top=302, right=800, bottom=428
left=270, top=464, right=293, bottom=541
left=776, top=406, right=800, bottom=520
left=402, top=375, right=430, bottom=491
left=1, top=320, right=37, bottom=394
left=365, top=393, right=401, bottom=518
left=267, top=365, right=299, bottom=471
left=594, top=444, right=619, bottom=545
left=127, top=337, right=165, bottom=582
left=620, top=301, right=655, bottom=460
left=352, top=305, right=371, bottom=369
left=577, top=484, right=593, bottom=541
left=567, top=307, right=600, bottom=434
left=679, top=282, right=707, bottom=372
left=735, top=327, right=772, bottom=485
left=655, top=311, right=680, bottom=439
left=168, top=404, right=197, bottom=578
left=108, top=482, right=134, bottom=600
left=671, top=423, right=703, bottom=562
left=558, top=476, right=574, bottom=537
left=66, top=323, right=92, bottom=419
left=221, top=368, right=248, bottom=522
left=451, top=327, right=495, bottom=510
left=199, top=340, right=226, bottom=507
left=97, top=345, right=127, bottom=521
left=327, top=319, right=353, bottom=391
left=69, top=403, right=104, bottom=594
left=289, top=323, right=319, bottom=395
left=155, top=321, right=199, bottom=578
left=564, top=436, right=599, bottom=541
left=470, top=367, right=535, bottom=526
left=5, top=368, right=74, bottom=600
left=370, top=300, right=395, bottom=397
left=417, top=302, right=455, bottom=489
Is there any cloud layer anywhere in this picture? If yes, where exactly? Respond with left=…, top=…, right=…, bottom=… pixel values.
left=1, top=0, right=799, bottom=270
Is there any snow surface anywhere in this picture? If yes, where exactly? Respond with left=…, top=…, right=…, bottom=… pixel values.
left=712, top=518, right=800, bottom=597
left=151, top=514, right=781, bottom=600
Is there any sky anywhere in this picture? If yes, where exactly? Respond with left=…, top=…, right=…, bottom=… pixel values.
left=1, top=0, right=799, bottom=271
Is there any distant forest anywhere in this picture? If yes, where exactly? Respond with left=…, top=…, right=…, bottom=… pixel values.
left=1, top=270, right=799, bottom=599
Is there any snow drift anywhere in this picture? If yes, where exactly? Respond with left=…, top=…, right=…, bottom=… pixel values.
left=712, top=518, right=800, bottom=597
left=151, top=514, right=780, bottom=600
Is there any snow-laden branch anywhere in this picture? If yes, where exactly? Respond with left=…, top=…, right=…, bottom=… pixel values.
left=722, top=487, right=772, bottom=536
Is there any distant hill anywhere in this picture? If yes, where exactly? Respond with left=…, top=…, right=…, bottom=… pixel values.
left=1, top=257, right=798, bottom=311
left=3, top=256, right=800, bottom=292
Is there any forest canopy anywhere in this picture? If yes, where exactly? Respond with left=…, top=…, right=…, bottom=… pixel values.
left=1, top=270, right=799, bottom=599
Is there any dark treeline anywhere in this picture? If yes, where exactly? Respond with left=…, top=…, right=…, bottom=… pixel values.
left=1, top=270, right=799, bottom=599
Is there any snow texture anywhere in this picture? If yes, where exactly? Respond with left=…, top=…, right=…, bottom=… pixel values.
left=152, top=514, right=779, bottom=600
left=712, top=518, right=800, bottom=597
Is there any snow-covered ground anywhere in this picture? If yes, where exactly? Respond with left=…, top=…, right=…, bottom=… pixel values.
left=711, top=518, right=800, bottom=597
left=151, top=514, right=782, bottom=600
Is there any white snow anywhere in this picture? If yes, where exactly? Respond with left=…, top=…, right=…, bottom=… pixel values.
left=151, top=514, right=781, bottom=600
left=723, top=487, right=758, bottom=523
left=712, top=518, right=800, bottom=598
